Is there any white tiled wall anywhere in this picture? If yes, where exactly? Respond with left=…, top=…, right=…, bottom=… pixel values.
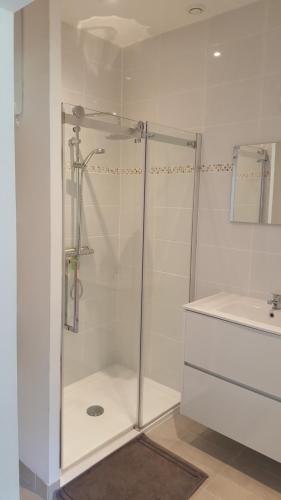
left=122, top=0, right=281, bottom=304
left=197, top=0, right=281, bottom=300
left=141, top=127, right=196, bottom=393
left=114, top=141, right=145, bottom=371
left=62, top=123, right=121, bottom=385
left=61, top=26, right=146, bottom=384
left=61, top=26, right=124, bottom=385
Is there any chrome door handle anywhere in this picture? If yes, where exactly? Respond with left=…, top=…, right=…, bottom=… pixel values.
left=70, top=279, right=83, bottom=300
left=64, top=247, right=94, bottom=333
left=64, top=254, right=79, bottom=333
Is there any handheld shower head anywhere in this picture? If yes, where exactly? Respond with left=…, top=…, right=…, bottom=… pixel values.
left=82, top=147, right=106, bottom=168
left=94, top=148, right=105, bottom=155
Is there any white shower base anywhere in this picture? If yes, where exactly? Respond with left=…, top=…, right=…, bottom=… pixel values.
left=62, top=364, right=180, bottom=469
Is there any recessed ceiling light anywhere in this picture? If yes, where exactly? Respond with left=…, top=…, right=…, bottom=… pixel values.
left=213, top=51, right=222, bottom=57
left=187, top=4, right=205, bottom=15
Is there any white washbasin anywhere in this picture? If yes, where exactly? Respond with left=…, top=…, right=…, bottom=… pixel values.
left=184, top=292, right=281, bottom=336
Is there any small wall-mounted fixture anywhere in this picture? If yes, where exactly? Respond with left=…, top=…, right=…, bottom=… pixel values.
left=213, top=51, right=222, bottom=58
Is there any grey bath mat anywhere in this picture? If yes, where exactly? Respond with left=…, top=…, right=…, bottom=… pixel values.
left=57, top=434, right=208, bottom=500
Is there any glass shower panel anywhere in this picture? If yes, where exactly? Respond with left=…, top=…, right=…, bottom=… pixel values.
left=140, top=122, right=197, bottom=427
left=61, top=104, right=145, bottom=468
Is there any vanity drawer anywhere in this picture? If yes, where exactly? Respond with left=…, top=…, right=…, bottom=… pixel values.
left=184, top=312, right=281, bottom=399
left=181, top=365, right=281, bottom=462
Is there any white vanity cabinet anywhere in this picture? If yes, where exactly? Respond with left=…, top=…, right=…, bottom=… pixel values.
left=181, top=293, right=281, bottom=463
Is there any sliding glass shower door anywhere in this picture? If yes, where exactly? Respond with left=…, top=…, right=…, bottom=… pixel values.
left=61, top=104, right=146, bottom=468
left=139, top=122, right=199, bottom=427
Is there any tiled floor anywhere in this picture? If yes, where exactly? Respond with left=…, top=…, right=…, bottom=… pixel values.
left=21, top=413, right=281, bottom=499
left=146, top=414, right=281, bottom=500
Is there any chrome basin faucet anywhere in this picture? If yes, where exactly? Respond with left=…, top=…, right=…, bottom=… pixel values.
left=267, top=293, right=281, bottom=310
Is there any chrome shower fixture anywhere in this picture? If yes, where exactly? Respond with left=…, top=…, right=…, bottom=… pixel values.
left=72, top=105, right=118, bottom=121
left=70, top=105, right=145, bottom=143
left=65, top=128, right=105, bottom=333
left=95, top=148, right=105, bottom=153
left=72, top=105, right=86, bottom=120
left=81, top=147, right=106, bottom=168
left=106, top=133, right=133, bottom=141
left=106, top=121, right=144, bottom=142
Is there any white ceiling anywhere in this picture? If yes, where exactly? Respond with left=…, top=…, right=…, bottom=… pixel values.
left=61, top=0, right=258, bottom=48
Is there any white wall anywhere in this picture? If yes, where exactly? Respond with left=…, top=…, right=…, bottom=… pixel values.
left=196, top=0, right=281, bottom=299
left=141, top=131, right=196, bottom=391
left=49, top=0, right=62, bottom=485
left=16, top=0, right=61, bottom=487
left=61, top=22, right=150, bottom=391
left=61, top=24, right=124, bottom=385
left=122, top=0, right=281, bottom=302
left=122, top=35, right=200, bottom=392
left=0, top=8, right=19, bottom=500
left=62, top=22, right=122, bottom=115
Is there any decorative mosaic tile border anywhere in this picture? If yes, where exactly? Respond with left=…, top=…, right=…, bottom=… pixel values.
left=236, top=171, right=270, bottom=179
left=236, top=163, right=271, bottom=178
left=86, top=165, right=143, bottom=175
left=200, top=163, right=272, bottom=177
left=65, top=163, right=143, bottom=175
left=151, top=163, right=236, bottom=174
left=150, top=165, right=194, bottom=175
left=64, top=162, right=247, bottom=175
left=65, top=163, right=195, bottom=175
left=200, top=163, right=233, bottom=172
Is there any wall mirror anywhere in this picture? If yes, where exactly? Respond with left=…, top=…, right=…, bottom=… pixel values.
left=230, top=142, right=281, bottom=225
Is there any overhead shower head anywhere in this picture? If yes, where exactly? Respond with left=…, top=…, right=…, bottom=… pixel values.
left=72, top=105, right=119, bottom=122
left=106, top=133, right=132, bottom=141
left=106, top=122, right=144, bottom=141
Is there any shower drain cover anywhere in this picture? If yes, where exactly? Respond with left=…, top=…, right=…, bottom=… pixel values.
left=87, top=405, right=104, bottom=417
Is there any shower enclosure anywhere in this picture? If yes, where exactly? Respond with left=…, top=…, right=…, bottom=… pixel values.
left=61, top=103, right=201, bottom=469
